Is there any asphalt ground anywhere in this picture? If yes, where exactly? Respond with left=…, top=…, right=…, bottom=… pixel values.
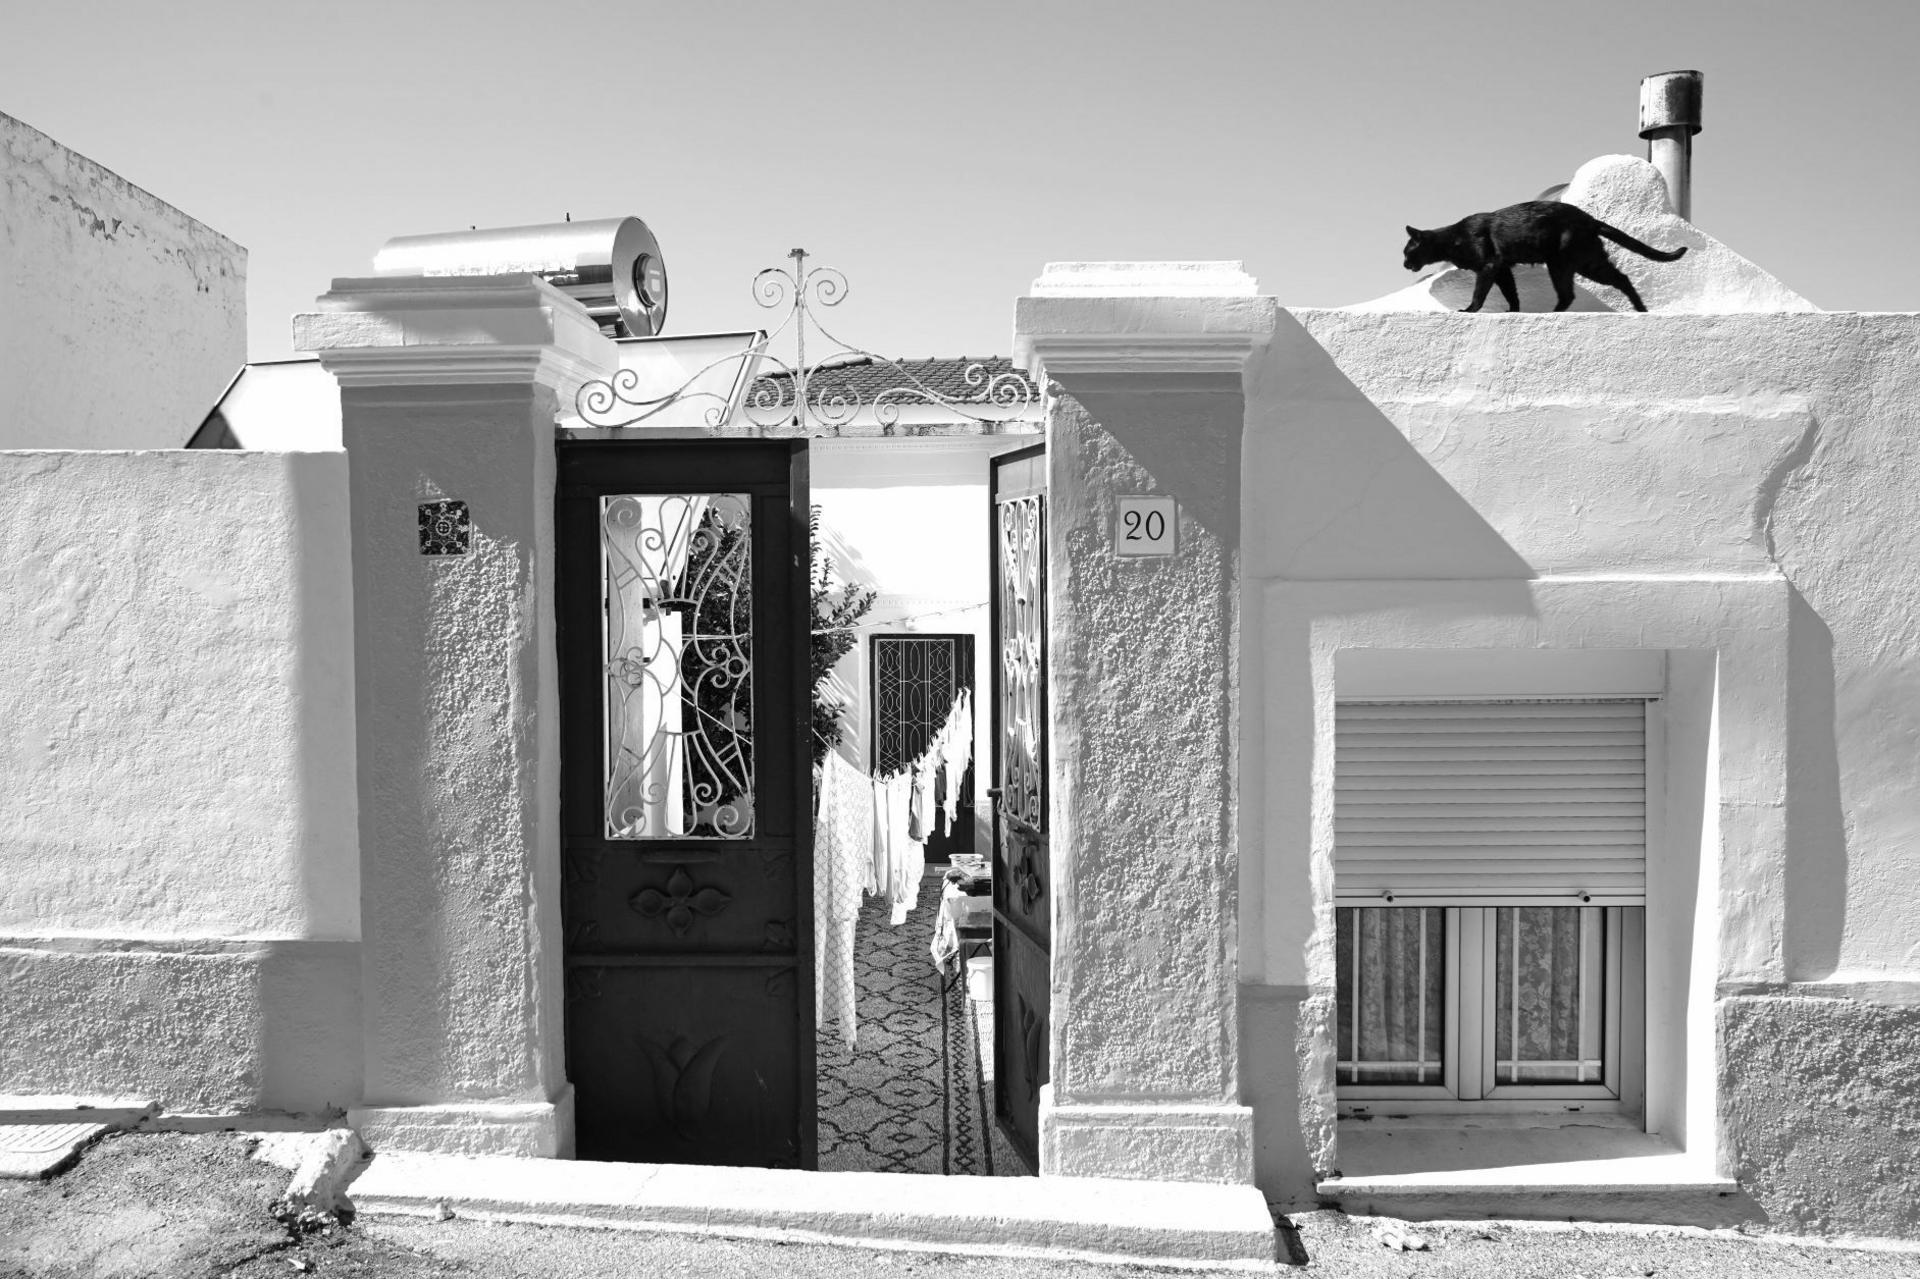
left=4, top=1129, right=1919, bottom=1279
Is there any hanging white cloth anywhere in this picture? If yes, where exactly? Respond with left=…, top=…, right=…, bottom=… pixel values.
left=815, top=750, right=872, bottom=1045
left=870, top=771, right=925, bottom=926
left=939, top=688, right=973, bottom=829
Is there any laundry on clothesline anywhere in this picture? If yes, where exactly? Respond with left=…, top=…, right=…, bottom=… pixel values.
left=814, top=750, right=874, bottom=1046
left=869, top=686, right=975, bottom=926
left=871, top=769, right=921, bottom=925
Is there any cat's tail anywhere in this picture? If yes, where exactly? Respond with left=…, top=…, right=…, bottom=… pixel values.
left=1596, top=221, right=1689, bottom=262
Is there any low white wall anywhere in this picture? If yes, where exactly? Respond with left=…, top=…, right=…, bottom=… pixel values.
left=0, top=112, right=246, bottom=448
left=0, top=449, right=359, bottom=1112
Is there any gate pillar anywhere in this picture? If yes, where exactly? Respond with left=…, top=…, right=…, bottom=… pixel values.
left=297, top=275, right=616, bottom=1156
left=1013, top=263, right=1275, bottom=1183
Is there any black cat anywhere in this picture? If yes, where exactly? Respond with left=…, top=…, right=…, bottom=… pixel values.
left=1403, top=201, right=1688, bottom=313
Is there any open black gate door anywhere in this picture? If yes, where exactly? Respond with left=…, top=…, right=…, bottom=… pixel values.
left=557, top=439, right=813, bottom=1168
left=989, top=443, right=1048, bottom=1167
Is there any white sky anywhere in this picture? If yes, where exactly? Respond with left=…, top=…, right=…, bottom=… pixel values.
left=5, top=0, right=1915, bottom=362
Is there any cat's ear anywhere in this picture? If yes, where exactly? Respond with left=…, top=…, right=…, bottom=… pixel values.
left=1405, top=226, right=1420, bottom=238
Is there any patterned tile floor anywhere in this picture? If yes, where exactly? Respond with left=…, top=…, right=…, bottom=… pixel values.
left=817, top=870, right=1029, bottom=1177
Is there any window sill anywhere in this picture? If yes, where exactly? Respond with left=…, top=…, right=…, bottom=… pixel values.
left=1317, top=1119, right=1745, bottom=1227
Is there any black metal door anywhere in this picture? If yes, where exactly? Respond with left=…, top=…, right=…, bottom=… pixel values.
left=557, top=439, right=813, bottom=1168
left=989, top=443, right=1048, bottom=1167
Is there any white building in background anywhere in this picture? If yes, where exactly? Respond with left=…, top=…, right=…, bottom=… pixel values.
left=4, top=96, right=1920, bottom=1250
left=0, top=111, right=243, bottom=449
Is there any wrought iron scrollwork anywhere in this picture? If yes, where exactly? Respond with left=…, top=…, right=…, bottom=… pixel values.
left=575, top=248, right=1035, bottom=435
left=603, top=494, right=755, bottom=839
left=997, top=494, right=1045, bottom=833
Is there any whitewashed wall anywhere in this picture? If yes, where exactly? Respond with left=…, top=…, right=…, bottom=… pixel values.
left=0, top=450, right=360, bottom=1112
left=1238, top=303, right=1920, bottom=1237
left=0, top=112, right=245, bottom=449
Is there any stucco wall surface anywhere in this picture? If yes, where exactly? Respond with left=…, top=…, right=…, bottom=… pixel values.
left=1270, top=306, right=1920, bottom=980
left=1048, top=387, right=1241, bottom=1103
left=0, top=112, right=245, bottom=448
left=1720, top=995, right=1920, bottom=1238
left=0, top=450, right=359, bottom=941
left=339, top=383, right=567, bottom=1112
left=0, top=939, right=360, bottom=1113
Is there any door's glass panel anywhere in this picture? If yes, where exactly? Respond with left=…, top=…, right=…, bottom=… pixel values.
left=996, top=494, right=1044, bottom=832
left=602, top=493, right=754, bottom=839
left=1336, top=907, right=1445, bottom=1085
left=1495, top=906, right=1605, bottom=1083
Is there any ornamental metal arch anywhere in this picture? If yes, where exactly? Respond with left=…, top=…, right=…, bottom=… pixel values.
left=575, top=248, right=1036, bottom=434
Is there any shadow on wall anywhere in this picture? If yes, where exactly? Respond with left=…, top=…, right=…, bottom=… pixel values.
left=1062, top=376, right=1244, bottom=550
left=258, top=453, right=363, bottom=1113
left=257, top=940, right=362, bottom=1111
left=287, top=454, right=360, bottom=945
left=1784, top=585, right=1846, bottom=980
left=1244, top=311, right=1537, bottom=583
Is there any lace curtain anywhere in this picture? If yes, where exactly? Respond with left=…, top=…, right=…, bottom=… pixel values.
left=1336, top=907, right=1444, bottom=1084
left=1338, top=905, right=1602, bottom=1087
left=1496, top=906, right=1603, bottom=1083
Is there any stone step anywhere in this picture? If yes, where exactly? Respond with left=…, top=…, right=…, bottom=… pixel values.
left=350, top=1152, right=1278, bottom=1270
left=1318, top=1157, right=1749, bottom=1228
left=1318, top=1122, right=1750, bottom=1228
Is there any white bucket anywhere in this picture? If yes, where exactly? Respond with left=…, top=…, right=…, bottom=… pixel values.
left=965, top=955, right=993, bottom=1002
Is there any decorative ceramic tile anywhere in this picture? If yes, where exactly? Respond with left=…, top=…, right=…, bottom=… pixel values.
left=418, top=500, right=470, bottom=555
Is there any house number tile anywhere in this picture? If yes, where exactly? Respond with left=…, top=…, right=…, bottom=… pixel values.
left=1113, top=495, right=1177, bottom=558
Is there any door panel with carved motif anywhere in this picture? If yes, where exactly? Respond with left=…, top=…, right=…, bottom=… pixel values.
left=557, top=439, right=813, bottom=1167
left=989, top=443, right=1047, bottom=1167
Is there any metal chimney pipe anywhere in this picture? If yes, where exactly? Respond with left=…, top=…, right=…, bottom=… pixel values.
left=1639, top=70, right=1703, bottom=221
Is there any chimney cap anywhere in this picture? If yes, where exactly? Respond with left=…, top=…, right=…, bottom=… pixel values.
left=1639, top=70, right=1703, bottom=138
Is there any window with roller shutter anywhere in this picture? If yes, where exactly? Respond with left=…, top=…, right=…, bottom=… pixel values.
left=1334, top=700, right=1647, bottom=906
left=1333, top=698, right=1648, bottom=1112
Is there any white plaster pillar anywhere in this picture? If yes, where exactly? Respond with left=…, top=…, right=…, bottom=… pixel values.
left=296, top=275, right=616, bottom=1156
left=1013, top=263, right=1277, bottom=1182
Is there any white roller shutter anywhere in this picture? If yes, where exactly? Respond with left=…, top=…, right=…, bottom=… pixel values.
left=1334, top=700, right=1647, bottom=905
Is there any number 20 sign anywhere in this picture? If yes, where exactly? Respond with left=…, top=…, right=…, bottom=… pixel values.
left=1113, top=495, right=1178, bottom=559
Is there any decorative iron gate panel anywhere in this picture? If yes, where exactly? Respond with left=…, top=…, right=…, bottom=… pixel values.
left=989, top=443, right=1047, bottom=1167
left=872, top=635, right=957, bottom=775
left=870, top=633, right=976, bottom=860
left=558, top=439, right=813, bottom=1168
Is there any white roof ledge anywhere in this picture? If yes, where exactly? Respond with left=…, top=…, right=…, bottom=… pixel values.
left=1031, top=261, right=1259, bottom=298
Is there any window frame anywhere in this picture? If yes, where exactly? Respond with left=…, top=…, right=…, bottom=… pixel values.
left=1334, top=695, right=1655, bottom=1119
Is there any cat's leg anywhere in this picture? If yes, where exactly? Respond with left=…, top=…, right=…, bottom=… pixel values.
left=1583, top=260, right=1649, bottom=312
left=1463, top=271, right=1494, bottom=312
left=1494, top=269, right=1522, bottom=313
left=1547, top=262, right=1577, bottom=311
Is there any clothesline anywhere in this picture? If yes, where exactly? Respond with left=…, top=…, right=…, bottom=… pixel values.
left=870, top=689, right=974, bottom=786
